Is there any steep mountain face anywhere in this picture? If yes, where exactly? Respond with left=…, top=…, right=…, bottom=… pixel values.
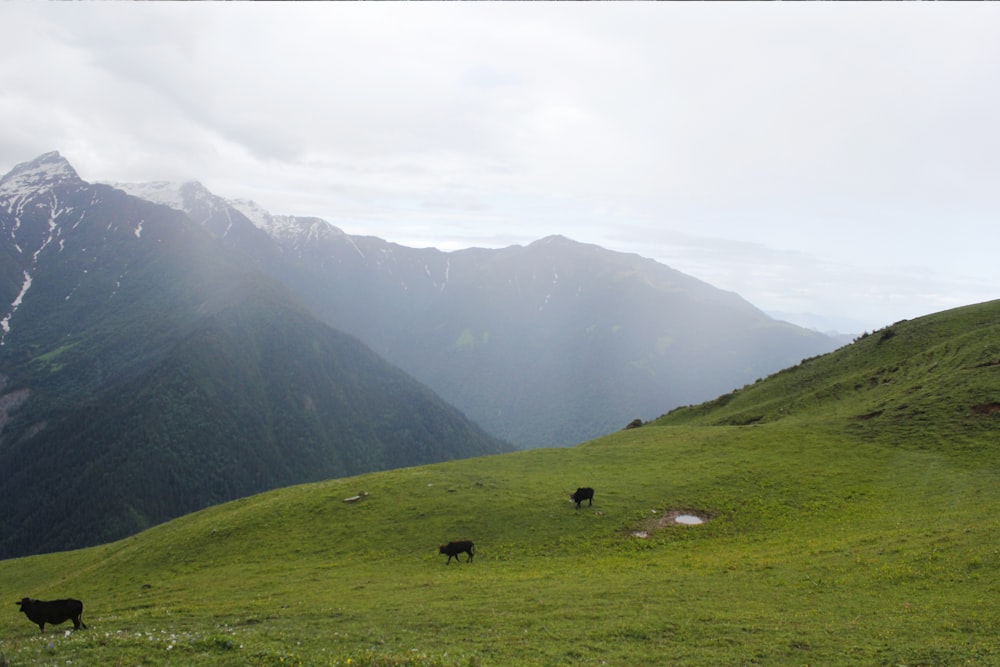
left=117, top=181, right=841, bottom=448
left=0, top=153, right=509, bottom=558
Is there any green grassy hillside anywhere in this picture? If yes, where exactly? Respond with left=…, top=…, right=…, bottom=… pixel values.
left=2, top=301, right=999, bottom=666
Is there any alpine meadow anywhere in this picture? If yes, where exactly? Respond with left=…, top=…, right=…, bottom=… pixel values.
left=3, top=6, right=1000, bottom=665
left=1, top=300, right=998, bottom=666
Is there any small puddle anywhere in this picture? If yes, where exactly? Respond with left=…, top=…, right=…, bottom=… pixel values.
left=673, top=514, right=703, bottom=525
left=631, top=509, right=710, bottom=538
left=657, top=509, right=709, bottom=528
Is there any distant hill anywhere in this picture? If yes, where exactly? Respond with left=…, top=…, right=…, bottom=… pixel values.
left=0, top=152, right=510, bottom=558
left=766, top=309, right=863, bottom=345
left=113, top=180, right=843, bottom=447
left=657, top=299, right=1000, bottom=433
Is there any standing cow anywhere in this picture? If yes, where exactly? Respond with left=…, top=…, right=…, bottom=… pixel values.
left=16, top=597, right=87, bottom=632
left=438, top=540, right=475, bottom=564
left=570, top=487, right=595, bottom=508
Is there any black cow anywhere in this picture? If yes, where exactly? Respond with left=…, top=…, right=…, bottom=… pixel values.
left=570, top=487, right=594, bottom=508
left=16, top=597, right=87, bottom=633
left=438, top=540, right=475, bottom=564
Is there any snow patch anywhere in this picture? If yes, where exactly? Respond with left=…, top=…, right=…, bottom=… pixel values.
left=1, top=271, right=32, bottom=341
left=108, top=181, right=186, bottom=211
left=0, top=151, right=79, bottom=198
left=228, top=199, right=365, bottom=257
left=228, top=198, right=272, bottom=230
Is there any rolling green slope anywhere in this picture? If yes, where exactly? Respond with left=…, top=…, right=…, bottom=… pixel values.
left=658, top=300, right=1000, bottom=437
left=1, top=301, right=998, bottom=666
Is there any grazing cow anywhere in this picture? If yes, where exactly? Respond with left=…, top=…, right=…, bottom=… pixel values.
left=438, top=540, right=475, bottom=564
left=16, top=598, right=86, bottom=633
left=570, top=487, right=595, bottom=508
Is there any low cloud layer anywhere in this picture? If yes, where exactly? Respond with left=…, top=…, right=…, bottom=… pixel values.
left=3, top=3, right=998, bottom=332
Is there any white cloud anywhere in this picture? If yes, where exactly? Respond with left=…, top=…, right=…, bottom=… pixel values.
left=2, top=2, right=999, bottom=332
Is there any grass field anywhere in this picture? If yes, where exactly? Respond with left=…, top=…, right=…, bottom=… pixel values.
left=1, top=301, right=999, bottom=666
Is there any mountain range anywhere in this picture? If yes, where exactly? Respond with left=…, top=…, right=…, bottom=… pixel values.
left=112, top=176, right=843, bottom=447
left=1, top=151, right=842, bottom=556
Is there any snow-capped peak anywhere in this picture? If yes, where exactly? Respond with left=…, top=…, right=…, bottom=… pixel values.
left=228, top=198, right=275, bottom=230
left=0, top=151, right=82, bottom=198
left=228, top=199, right=350, bottom=244
left=106, top=177, right=357, bottom=252
left=107, top=180, right=198, bottom=212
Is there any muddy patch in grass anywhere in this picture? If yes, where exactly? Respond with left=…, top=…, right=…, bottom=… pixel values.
left=630, top=509, right=711, bottom=538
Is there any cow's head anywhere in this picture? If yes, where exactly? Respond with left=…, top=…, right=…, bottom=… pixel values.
left=16, top=597, right=32, bottom=609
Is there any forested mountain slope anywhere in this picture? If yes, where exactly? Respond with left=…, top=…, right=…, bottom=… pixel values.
left=0, top=152, right=509, bottom=558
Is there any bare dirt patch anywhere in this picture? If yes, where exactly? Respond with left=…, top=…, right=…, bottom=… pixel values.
left=972, top=402, right=1000, bottom=415
left=630, top=508, right=711, bottom=539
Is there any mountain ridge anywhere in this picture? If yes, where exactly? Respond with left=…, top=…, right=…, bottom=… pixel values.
left=0, top=152, right=510, bottom=558
left=110, top=175, right=841, bottom=447
left=0, top=150, right=82, bottom=198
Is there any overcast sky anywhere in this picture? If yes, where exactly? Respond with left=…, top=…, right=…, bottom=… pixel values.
left=3, top=3, right=998, bottom=333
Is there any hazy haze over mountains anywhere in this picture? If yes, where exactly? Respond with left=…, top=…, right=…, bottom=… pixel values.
left=0, top=152, right=509, bottom=558
left=3, top=3, right=998, bottom=334
left=110, top=162, right=843, bottom=448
